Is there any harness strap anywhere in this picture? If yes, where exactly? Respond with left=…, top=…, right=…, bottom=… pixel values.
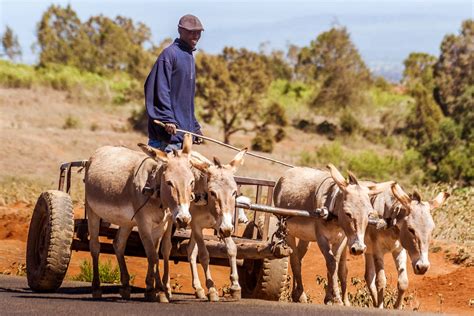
left=131, top=196, right=151, bottom=221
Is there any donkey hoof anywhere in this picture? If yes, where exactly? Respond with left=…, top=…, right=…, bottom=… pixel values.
left=144, top=290, right=156, bottom=302
left=92, top=289, right=102, bottom=299
left=208, top=291, right=220, bottom=302
left=299, top=292, right=308, bottom=303
left=119, top=286, right=131, bottom=300
left=158, top=292, right=169, bottom=303
left=230, top=288, right=241, bottom=300
left=195, top=288, right=207, bottom=300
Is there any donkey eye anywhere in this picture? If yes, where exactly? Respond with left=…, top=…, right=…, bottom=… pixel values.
left=166, top=180, right=174, bottom=187
left=190, top=180, right=195, bottom=188
left=345, top=212, right=353, bottom=219
left=209, top=191, right=217, bottom=198
left=232, top=191, right=237, bottom=197
left=408, top=227, right=416, bottom=235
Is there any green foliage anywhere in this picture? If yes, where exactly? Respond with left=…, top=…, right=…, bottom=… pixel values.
left=1, top=25, right=22, bottom=61
left=296, top=26, right=371, bottom=111
left=434, top=19, right=474, bottom=118
left=339, top=111, right=360, bottom=135
left=403, top=52, right=437, bottom=93
left=0, top=60, right=139, bottom=104
left=196, top=47, right=277, bottom=143
left=299, top=142, right=425, bottom=184
left=266, top=79, right=314, bottom=121
left=251, top=129, right=274, bottom=153
left=37, top=4, right=156, bottom=82
left=72, top=259, right=125, bottom=284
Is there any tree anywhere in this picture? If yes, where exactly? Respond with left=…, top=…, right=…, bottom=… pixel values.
left=37, top=4, right=83, bottom=67
left=196, top=48, right=285, bottom=145
left=296, top=26, right=371, bottom=110
left=1, top=26, right=22, bottom=61
left=402, top=52, right=437, bottom=93
left=434, top=19, right=474, bottom=118
left=402, top=19, right=473, bottom=184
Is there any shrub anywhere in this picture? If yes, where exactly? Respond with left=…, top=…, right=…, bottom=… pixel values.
left=72, top=259, right=130, bottom=284
left=63, top=115, right=80, bottom=129
left=251, top=130, right=274, bottom=153
left=339, top=111, right=360, bottom=135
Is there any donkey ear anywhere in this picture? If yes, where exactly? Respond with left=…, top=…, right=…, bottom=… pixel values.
left=229, top=148, right=248, bottom=173
left=190, top=155, right=211, bottom=173
left=347, top=171, right=359, bottom=185
left=367, top=181, right=395, bottom=196
left=430, top=192, right=450, bottom=210
left=182, top=133, right=193, bottom=154
left=138, top=143, right=168, bottom=163
left=412, top=190, right=422, bottom=202
left=391, top=183, right=412, bottom=211
left=327, top=164, right=347, bottom=191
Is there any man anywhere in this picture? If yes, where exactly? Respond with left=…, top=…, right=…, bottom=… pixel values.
left=144, top=14, right=204, bottom=152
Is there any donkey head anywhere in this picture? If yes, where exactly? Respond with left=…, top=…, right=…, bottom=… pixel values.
left=191, top=148, right=247, bottom=238
left=328, top=164, right=393, bottom=255
left=139, top=134, right=195, bottom=228
left=391, top=183, right=449, bottom=274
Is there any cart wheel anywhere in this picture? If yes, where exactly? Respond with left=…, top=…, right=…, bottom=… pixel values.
left=26, top=190, right=74, bottom=292
left=238, top=216, right=289, bottom=301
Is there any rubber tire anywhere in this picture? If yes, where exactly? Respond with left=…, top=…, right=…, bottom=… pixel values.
left=238, top=215, right=289, bottom=301
left=26, top=190, right=74, bottom=292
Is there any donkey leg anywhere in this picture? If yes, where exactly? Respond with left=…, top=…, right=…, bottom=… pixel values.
left=317, top=236, right=341, bottom=305
left=374, top=253, right=386, bottom=309
left=288, top=236, right=306, bottom=303
left=187, top=230, right=206, bottom=299
left=151, top=226, right=168, bottom=303
left=137, top=223, right=158, bottom=302
left=87, top=208, right=102, bottom=299
left=392, top=247, right=408, bottom=309
left=224, top=236, right=241, bottom=300
left=113, top=226, right=133, bottom=300
left=195, top=230, right=218, bottom=302
left=337, top=242, right=350, bottom=306
left=364, top=253, right=378, bottom=307
left=160, top=221, right=173, bottom=301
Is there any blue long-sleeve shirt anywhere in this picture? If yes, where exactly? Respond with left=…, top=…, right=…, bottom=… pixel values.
left=144, top=38, right=201, bottom=144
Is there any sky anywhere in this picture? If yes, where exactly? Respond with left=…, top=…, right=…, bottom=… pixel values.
left=0, top=0, right=472, bottom=79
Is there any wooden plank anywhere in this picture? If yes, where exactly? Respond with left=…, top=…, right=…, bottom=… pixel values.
left=234, top=176, right=275, bottom=187
left=262, top=186, right=274, bottom=240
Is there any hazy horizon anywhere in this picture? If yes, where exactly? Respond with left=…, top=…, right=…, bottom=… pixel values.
left=0, top=0, right=472, bottom=80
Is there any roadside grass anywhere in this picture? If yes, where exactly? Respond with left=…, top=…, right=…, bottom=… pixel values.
left=72, top=259, right=133, bottom=285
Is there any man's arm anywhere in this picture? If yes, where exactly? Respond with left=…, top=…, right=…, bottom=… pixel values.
left=145, top=58, right=177, bottom=127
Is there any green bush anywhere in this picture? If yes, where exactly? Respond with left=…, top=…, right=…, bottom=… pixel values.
left=299, top=143, right=426, bottom=184
left=251, top=131, right=274, bottom=153
left=72, top=259, right=126, bottom=284
left=0, top=60, right=140, bottom=104
left=339, top=111, right=360, bottom=135
left=63, top=115, right=81, bottom=129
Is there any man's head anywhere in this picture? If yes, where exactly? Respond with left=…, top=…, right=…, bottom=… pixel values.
left=178, top=14, right=203, bottom=49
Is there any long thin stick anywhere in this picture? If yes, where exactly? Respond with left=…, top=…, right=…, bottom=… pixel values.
left=154, top=120, right=294, bottom=168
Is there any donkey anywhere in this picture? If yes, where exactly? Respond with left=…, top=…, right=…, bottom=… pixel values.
left=273, top=164, right=393, bottom=305
left=186, top=148, right=247, bottom=302
left=362, top=182, right=449, bottom=309
left=85, top=134, right=196, bottom=302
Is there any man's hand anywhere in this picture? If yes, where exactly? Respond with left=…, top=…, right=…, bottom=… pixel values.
left=193, top=129, right=204, bottom=144
left=164, top=123, right=177, bottom=135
